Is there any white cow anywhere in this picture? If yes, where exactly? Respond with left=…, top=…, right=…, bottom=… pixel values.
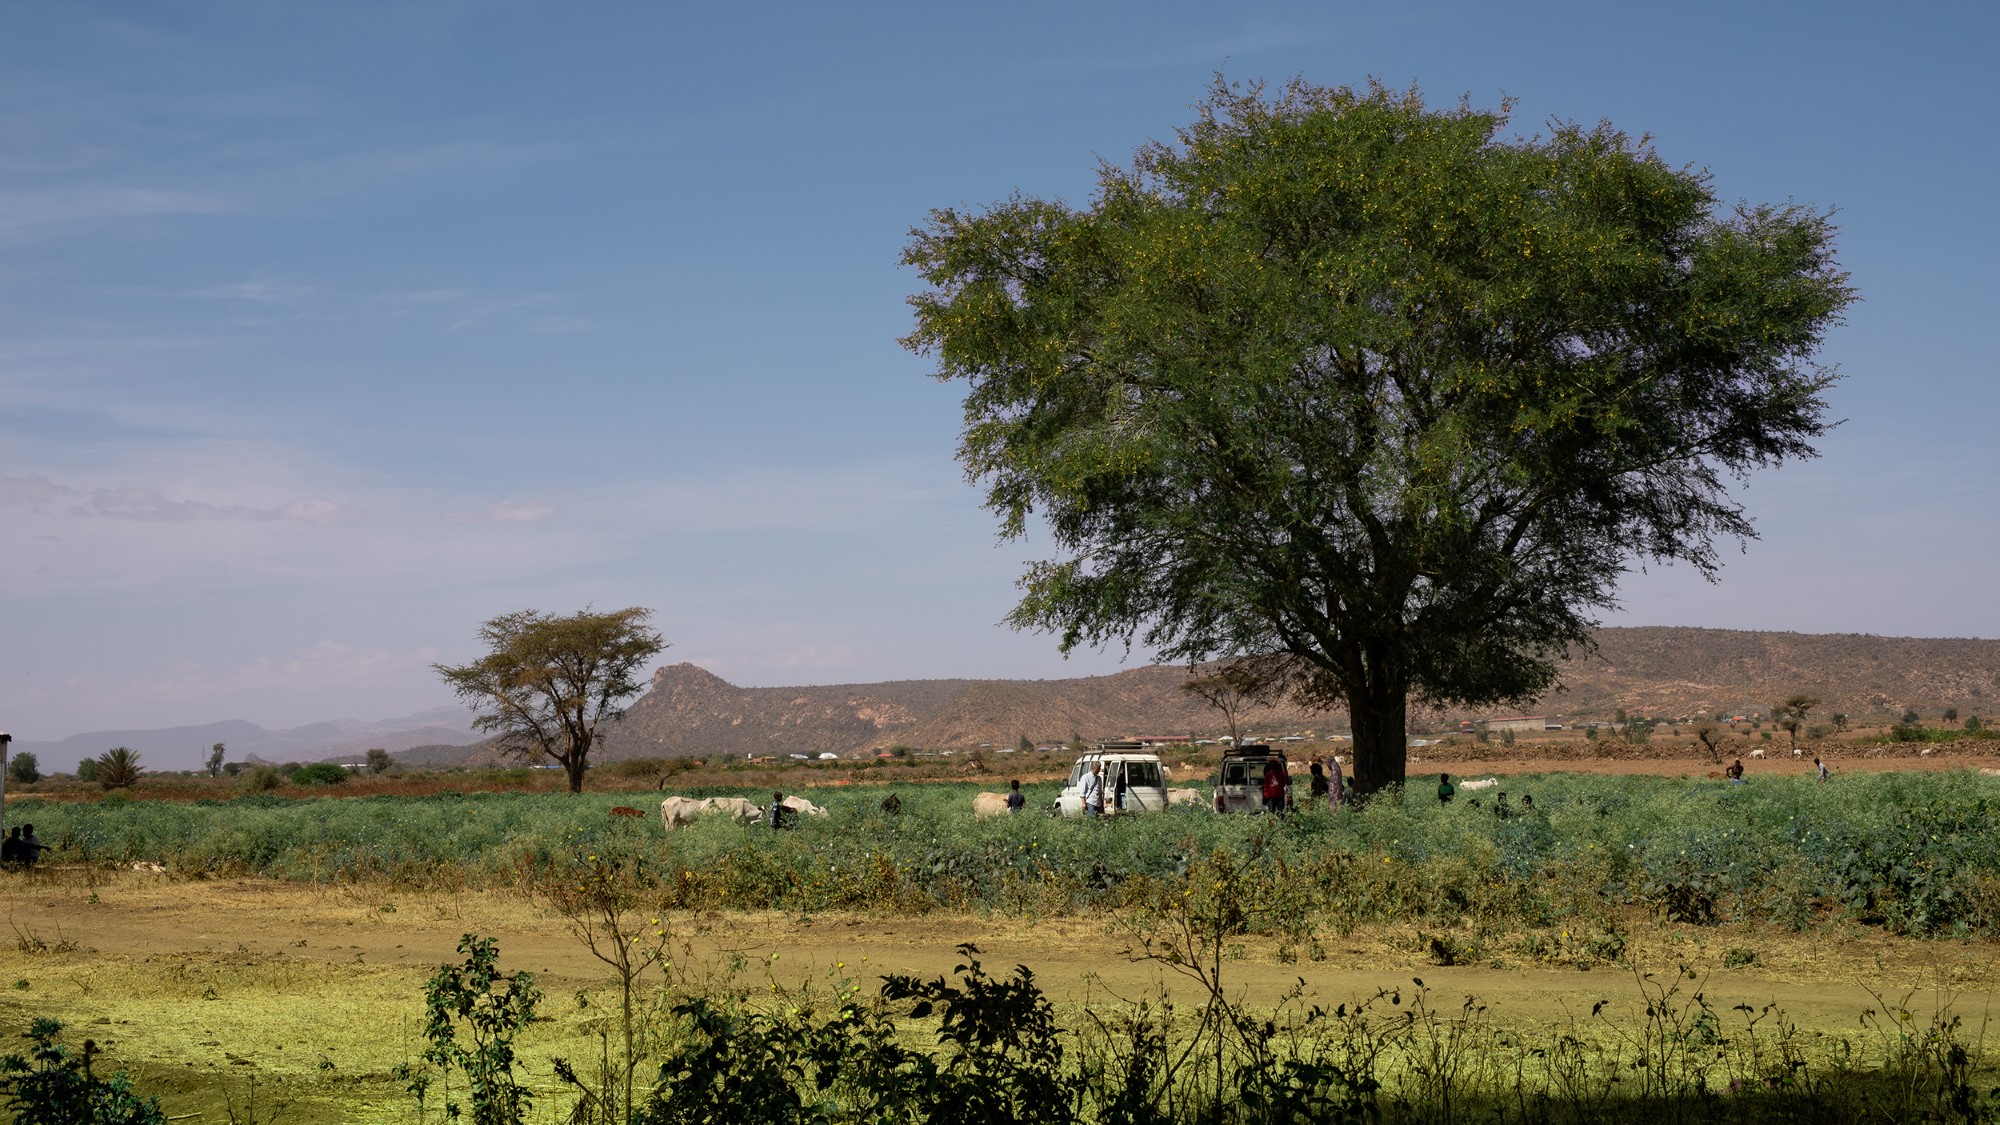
left=1750, top=746, right=1765, bottom=759
left=780, top=795, right=828, bottom=818
left=972, top=792, right=1010, bottom=818
left=659, top=795, right=708, bottom=830
left=703, top=796, right=764, bottom=823
left=1166, top=787, right=1208, bottom=808
left=1458, top=777, right=1501, bottom=792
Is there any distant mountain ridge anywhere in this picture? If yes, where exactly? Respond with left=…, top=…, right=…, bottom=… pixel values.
left=586, top=627, right=2000, bottom=761
left=19, top=629, right=1998, bottom=773
left=10, top=706, right=482, bottom=773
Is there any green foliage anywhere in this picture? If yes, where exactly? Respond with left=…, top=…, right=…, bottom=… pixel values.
left=1968, top=716, right=1985, bottom=734
left=238, top=764, right=280, bottom=793
left=0, top=1017, right=165, bottom=1125
left=1903, top=710, right=1923, bottom=726
left=403, top=935, right=541, bottom=1125
left=74, top=759, right=98, bottom=783
left=7, top=752, right=40, bottom=786
left=93, top=748, right=142, bottom=790
left=206, top=743, right=226, bottom=778
left=903, top=78, right=1852, bottom=796
left=21, top=772, right=2000, bottom=941
left=365, top=748, right=393, bottom=774
left=434, top=607, right=668, bottom=793
left=290, top=763, right=348, bottom=786
left=1944, top=708, right=1959, bottom=723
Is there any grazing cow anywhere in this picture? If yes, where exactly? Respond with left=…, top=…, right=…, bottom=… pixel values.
left=1166, top=788, right=1208, bottom=808
left=1750, top=747, right=1765, bottom=759
left=1458, top=777, right=1501, bottom=792
left=608, top=806, right=645, bottom=819
left=659, top=795, right=708, bottom=830
left=780, top=795, right=828, bottom=818
left=702, top=796, right=764, bottom=823
left=972, top=792, right=1010, bottom=818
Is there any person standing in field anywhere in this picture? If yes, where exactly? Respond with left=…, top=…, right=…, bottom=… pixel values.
left=1437, top=773, right=1455, bottom=805
left=1081, top=762, right=1105, bottom=817
left=1308, top=759, right=1329, bottom=807
left=1006, top=778, right=1025, bottom=814
left=1261, top=757, right=1289, bottom=815
left=1327, top=756, right=1345, bottom=810
left=1813, top=756, right=1829, bottom=782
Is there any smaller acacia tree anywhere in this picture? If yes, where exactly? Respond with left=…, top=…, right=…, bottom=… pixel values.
left=434, top=608, right=666, bottom=793
left=1775, top=694, right=1821, bottom=753
left=206, top=742, right=226, bottom=777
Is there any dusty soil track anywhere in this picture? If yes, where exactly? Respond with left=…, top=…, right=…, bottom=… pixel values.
left=1, top=874, right=1995, bottom=1122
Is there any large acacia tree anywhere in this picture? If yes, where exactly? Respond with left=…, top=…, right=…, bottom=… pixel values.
left=434, top=607, right=666, bottom=792
left=902, top=79, right=1852, bottom=794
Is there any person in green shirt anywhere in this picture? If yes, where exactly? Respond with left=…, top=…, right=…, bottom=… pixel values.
left=1437, top=772, right=1455, bottom=805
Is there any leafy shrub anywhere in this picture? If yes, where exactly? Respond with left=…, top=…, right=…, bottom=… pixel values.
left=0, top=1017, right=164, bottom=1125
left=291, top=763, right=349, bottom=786
left=239, top=765, right=281, bottom=793
left=7, top=753, right=40, bottom=786
left=402, top=935, right=540, bottom=1125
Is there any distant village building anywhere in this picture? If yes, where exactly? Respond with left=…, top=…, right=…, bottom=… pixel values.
left=1482, top=715, right=1550, bottom=734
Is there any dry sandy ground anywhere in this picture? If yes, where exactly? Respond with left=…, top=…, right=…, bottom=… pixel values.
left=0, top=873, right=1995, bottom=1122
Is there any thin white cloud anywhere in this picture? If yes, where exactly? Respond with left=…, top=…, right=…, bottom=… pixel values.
left=185, top=280, right=313, bottom=304
left=0, top=186, right=233, bottom=238
left=441, top=500, right=556, bottom=525
left=0, top=473, right=64, bottom=505
left=81, top=486, right=360, bottom=524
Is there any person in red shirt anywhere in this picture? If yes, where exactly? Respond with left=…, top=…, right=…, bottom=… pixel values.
left=1261, top=758, right=1289, bottom=815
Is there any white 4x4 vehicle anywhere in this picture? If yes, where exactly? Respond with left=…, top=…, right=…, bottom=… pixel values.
left=1053, top=749, right=1170, bottom=817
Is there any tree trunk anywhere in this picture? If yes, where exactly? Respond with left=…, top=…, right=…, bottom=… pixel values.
left=563, top=742, right=589, bottom=793
left=1347, top=686, right=1408, bottom=797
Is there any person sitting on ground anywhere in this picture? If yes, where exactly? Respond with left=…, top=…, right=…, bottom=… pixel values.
left=1813, top=756, right=1829, bottom=782
left=0, top=827, right=19, bottom=867
left=1005, top=779, right=1025, bottom=814
left=1494, top=792, right=1513, bottom=820
left=1520, top=793, right=1537, bottom=815
left=767, top=791, right=796, bottom=831
left=1437, top=773, right=1455, bottom=805
left=19, top=825, right=45, bottom=867
left=1725, top=758, right=1745, bottom=783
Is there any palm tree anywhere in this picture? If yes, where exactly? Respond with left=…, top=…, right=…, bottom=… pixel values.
left=95, top=747, right=143, bottom=790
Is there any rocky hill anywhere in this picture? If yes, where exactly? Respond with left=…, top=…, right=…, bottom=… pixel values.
left=583, top=628, right=2000, bottom=761
left=1537, top=627, right=2000, bottom=722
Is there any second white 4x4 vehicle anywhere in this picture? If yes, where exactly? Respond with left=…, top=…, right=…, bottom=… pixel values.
left=1053, top=747, right=1170, bottom=817
left=1213, top=744, right=1285, bottom=813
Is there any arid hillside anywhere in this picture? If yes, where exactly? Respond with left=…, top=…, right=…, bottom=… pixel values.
left=1549, top=627, right=2000, bottom=721
left=540, top=628, right=2000, bottom=762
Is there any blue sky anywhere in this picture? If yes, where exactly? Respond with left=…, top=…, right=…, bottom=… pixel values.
left=1, top=2, right=1994, bottom=740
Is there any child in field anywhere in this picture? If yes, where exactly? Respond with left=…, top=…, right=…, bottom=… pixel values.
left=1437, top=773, right=1455, bottom=805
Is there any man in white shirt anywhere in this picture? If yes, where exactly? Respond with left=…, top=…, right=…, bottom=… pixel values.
left=1080, top=762, right=1105, bottom=816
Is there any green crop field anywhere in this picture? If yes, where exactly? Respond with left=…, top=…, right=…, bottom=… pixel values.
left=19, top=769, right=2000, bottom=942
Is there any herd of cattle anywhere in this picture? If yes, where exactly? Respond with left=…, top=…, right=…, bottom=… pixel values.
left=651, top=787, right=1214, bottom=831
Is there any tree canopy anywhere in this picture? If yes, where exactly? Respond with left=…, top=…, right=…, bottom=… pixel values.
left=902, top=78, right=1852, bottom=794
left=434, top=607, right=666, bottom=793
